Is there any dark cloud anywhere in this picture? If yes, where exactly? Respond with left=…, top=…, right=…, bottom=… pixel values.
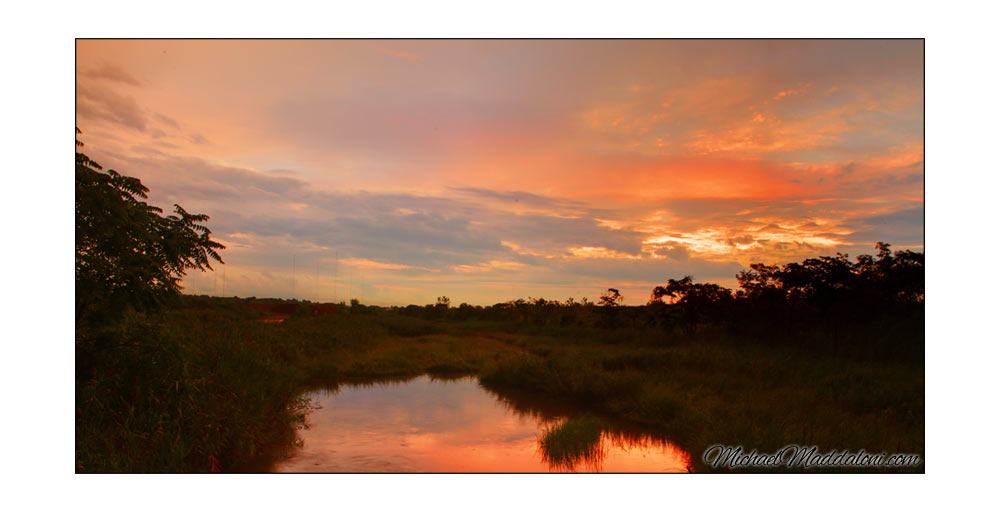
left=188, top=133, right=209, bottom=145
left=831, top=169, right=923, bottom=199
left=211, top=194, right=645, bottom=271
left=76, top=82, right=148, bottom=132
left=654, top=243, right=690, bottom=261
left=449, top=187, right=587, bottom=211
left=153, top=112, right=181, bottom=129
left=93, top=152, right=308, bottom=203
left=82, top=64, right=144, bottom=86
left=843, top=205, right=924, bottom=246
left=94, top=150, right=652, bottom=270
left=495, top=214, right=644, bottom=255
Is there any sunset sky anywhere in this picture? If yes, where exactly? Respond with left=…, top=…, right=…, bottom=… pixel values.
left=75, top=39, right=923, bottom=306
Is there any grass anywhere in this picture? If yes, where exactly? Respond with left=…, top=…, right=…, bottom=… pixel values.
left=75, top=308, right=309, bottom=472
left=75, top=302, right=520, bottom=472
left=76, top=298, right=923, bottom=473
left=480, top=329, right=922, bottom=472
left=538, top=415, right=607, bottom=471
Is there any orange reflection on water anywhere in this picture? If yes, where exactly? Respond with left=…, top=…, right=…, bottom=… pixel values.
left=270, top=376, right=690, bottom=473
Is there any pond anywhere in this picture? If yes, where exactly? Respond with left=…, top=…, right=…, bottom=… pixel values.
left=265, top=375, right=692, bottom=473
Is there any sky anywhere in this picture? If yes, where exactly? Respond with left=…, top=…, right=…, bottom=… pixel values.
left=75, top=39, right=923, bottom=306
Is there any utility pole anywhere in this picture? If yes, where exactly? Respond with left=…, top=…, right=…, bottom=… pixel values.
left=292, top=253, right=296, bottom=300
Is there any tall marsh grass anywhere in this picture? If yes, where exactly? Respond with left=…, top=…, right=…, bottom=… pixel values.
left=77, top=297, right=923, bottom=472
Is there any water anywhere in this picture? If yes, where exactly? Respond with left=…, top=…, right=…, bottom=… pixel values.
left=267, top=375, right=691, bottom=473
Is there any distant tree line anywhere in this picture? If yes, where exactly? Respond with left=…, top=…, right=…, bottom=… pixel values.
left=394, top=242, right=923, bottom=359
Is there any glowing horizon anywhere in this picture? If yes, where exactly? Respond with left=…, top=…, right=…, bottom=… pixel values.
left=76, top=39, right=923, bottom=306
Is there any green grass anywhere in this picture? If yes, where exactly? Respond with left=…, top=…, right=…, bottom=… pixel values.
left=75, top=303, right=519, bottom=472
left=477, top=327, right=923, bottom=472
left=76, top=299, right=923, bottom=473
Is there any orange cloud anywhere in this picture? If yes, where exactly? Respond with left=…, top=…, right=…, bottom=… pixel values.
left=341, top=258, right=429, bottom=271
left=772, top=83, right=812, bottom=101
left=577, top=156, right=809, bottom=201
left=451, top=260, right=526, bottom=273
left=567, top=246, right=640, bottom=259
left=384, top=49, right=421, bottom=61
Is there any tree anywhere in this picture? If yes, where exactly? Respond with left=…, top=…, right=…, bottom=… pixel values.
left=597, top=288, right=623, bottom=328
left=651, top=277, right=732, bottom=305
left=735, top=242, right=923, bottom=308
left=729, top=242, right=924, bottom=338
left=598, top=288, right=623, bottom=307
left=650, top=277, right=734, bottom=334
left=76, top=128, right=225, bottom=325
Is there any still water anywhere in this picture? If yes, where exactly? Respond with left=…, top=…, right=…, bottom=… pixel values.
left=268, top=375, right=691, bottom=473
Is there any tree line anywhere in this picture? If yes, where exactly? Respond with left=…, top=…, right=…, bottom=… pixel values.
left=396, top=242, right=923, bottom=360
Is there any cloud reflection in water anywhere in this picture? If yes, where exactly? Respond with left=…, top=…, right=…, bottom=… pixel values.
left=271, top=375, right=690, bottom=473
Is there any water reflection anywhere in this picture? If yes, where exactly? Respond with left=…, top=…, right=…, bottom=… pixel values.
left=270, top=375, right=690, bottom=473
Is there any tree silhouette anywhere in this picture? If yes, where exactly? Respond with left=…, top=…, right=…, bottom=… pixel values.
left=598, top=288, right=623, bottom=307
left=597, top=288, right=623, bottom=328
left=735, top=242, right=923, bottom=308
left=76, top=128, right=225, bottom=325
left=650, top=277, right=733, bottom=335
left=726, top=242, right=924, bottom=342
